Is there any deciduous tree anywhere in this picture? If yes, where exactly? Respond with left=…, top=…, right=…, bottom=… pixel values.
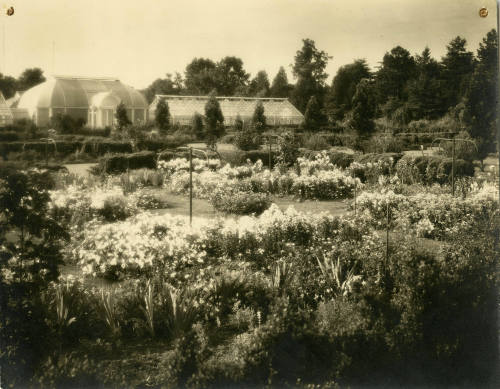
left=248, top=70, right=270, bottom=97
left=325, top=59, right=371, bottom=121
left=17, top=68, right=46, bottom=91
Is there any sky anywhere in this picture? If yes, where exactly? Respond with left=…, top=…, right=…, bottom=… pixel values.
left=2, top=0, right=498, bottom=89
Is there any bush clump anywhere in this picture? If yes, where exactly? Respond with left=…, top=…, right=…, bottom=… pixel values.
left=396, top=155, right=475, bottom=185
left=97, top=151, right=157, bottom=174
left=210, top=189, right=271, bottom=215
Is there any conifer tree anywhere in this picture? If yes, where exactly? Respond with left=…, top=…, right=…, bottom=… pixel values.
left=115, top=102, right=131, bottom=131
left=252, top=101, right=266, bottom=133
left=155, top=98, right=170, bottom=132
left=303, top=96, right=323, bottom=131
left=204, top=91, right=225, bottom=150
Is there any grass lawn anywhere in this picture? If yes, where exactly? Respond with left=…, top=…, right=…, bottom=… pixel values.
left=147, top=190, right=350, bottom=219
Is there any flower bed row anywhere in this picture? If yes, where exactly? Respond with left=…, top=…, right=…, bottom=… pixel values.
left=74, top=204, right=377, bottom=282
left=355, top=183, right=498, bottom=239
left=161, top=154, right=360, bottom=201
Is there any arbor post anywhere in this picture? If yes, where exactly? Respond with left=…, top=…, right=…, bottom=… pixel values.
left=452, top=136, right=456, bottom=196
left=189, top=147, right=193, bottom=226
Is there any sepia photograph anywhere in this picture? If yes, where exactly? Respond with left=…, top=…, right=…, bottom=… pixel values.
left=0, top=0, right=499, bottom=387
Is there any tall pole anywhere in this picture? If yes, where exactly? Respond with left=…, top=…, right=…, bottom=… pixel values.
left=386, top=202, right=390, bottom=266
left=451, top=137, right=456, bottom=196
left=268, top=137, right=272, bottom=170
left=52, top=41, right=55, bottom=74
left=354, top=180, right=357, bottom=217
left=189, top=147, right=193, bottom=226
left=2, top=21, right=5, bottom=73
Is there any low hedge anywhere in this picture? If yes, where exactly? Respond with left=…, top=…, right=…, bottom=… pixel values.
left=0, top=132, right=20, bottom=142
left=0, top=140, right=134, bottom=156
left=354, top=152, right=403, bottom=166
left=97, top=151, right=157, bottom=174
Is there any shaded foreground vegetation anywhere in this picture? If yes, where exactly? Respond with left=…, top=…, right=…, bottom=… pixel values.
left=0, top=155, right=498, bottom=388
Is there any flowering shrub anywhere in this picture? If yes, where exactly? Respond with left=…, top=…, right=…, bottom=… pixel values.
left=49, top=186, right=139, bottom=233
left=356, top=186, right=498, bottom=238
left=347, top=159, right=393, bottom=184
left=210, top=189, right=271, bottom=215
left=130, top=192, right=168, bottom=210
left=74, top=204, right=377, bottom=281
left=163, top=155, right=358, bottom=201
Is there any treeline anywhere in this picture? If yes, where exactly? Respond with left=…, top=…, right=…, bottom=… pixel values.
left=144, top=30, right=498, bottom=159
left=0, top=68, right=46, bottom=98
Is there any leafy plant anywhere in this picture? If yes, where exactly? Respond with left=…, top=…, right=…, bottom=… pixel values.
left=101, top=290, right=121, bottom=339
left=141, top=281, right=155, bottom=337
left=161, top=285, right=197, bottom=340
left=271, top=260, right=293, bottom=294
left=316, top=256, right=361, bottom=297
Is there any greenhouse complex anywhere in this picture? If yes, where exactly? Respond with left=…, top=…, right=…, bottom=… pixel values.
left=149, top=95, right=304, bottom=126
left=6, top=78, right=305, bottom=129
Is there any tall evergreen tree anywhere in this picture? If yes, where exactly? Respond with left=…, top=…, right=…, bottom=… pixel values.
left=252, top=101, right=266, bottom=133
left=191, top=112, right=204, bottom=140
left=115, top=102, right=131, bottom=131
left=375, top=46, right=416, bottom=107
left=407, top=47, right=445, bottom=119
left=349, top=79, right=375, bottom=138
left=291, top=39, right=331, bottom=113
left=463, top=29, right=498, bottom=164
left=155, top=98, right=170, bottom=132
left=303, top=96, right=323, bottom=131
left=441, top=36, right=475, bottom=109
left=270, top=66, right=291, bottom=98
left=325, top=59, right=371, bottom=121
left=204, top=91, right=225, bottom=150
left=233, top=114, right=243, bottom=131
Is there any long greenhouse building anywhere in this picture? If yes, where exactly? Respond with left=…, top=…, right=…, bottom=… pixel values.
left=149, top=95, right=304, bottom=126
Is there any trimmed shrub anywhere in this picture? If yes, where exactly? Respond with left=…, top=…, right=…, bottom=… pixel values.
left=1, top=140, right=134, bottom=158
left=328, top=152, right=355, bottom=169
left=97, top=151, right=157, bottom=174
left=0, top=132, right=19, bottom=141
